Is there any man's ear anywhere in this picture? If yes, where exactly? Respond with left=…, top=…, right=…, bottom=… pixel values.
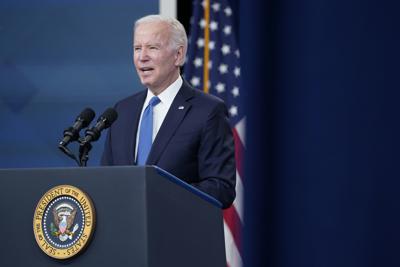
left=175, top=46, right=184, bottom=66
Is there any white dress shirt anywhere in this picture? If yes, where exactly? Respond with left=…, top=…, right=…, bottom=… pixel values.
left=134, top=76, right=183, bottom=161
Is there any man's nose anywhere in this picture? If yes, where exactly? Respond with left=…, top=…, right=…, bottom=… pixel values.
left=138, top=48, right=150, bottom=61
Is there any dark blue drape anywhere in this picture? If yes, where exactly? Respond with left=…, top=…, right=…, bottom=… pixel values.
left=241, top=0, right=400, bottom=266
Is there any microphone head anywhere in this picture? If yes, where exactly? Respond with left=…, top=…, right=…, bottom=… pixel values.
left=76, top=108, right=96, bottom=128
left=99, top=108, right=118, bottom=128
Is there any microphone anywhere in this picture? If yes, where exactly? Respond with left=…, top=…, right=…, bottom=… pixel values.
left=81, top=108, right=118, bottom=145
left=59, top=108, right=96, bottom=147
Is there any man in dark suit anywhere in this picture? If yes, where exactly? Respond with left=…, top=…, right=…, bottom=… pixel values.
left=101, top=15, right=235, bottom=209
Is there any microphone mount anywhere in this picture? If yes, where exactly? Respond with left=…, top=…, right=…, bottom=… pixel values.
left=78, top=108, right=118, bottom=166
left=58, top=107, right=117, bottom=167
left=58, top=138, right=92, bottom=167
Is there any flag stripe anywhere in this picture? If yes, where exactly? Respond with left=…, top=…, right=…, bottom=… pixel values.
left=233, top=127, right=244, bottom=181
left=235, top=117, right=246, bottom=147
left=233, top=170, right=244, bottom=222
left=224, top=221, right=244, bottom=267
left=224, top=204, right=242, bottom=253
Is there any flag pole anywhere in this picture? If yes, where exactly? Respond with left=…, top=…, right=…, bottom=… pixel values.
left=203, top=0, right=210, bottom=93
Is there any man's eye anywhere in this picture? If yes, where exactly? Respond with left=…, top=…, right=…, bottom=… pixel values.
left=150, top=46, right=158, bottom=50
left=134, top=47, right=141, bottom=51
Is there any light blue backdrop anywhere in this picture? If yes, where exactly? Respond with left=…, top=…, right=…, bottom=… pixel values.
left=0, top=0, right=158, bottom=168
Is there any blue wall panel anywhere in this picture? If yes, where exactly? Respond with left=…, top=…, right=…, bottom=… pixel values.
left=0, top=1, right=158, bottom=168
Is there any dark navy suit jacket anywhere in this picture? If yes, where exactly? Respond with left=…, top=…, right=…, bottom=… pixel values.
left=101, top=80, right=236, bottom=208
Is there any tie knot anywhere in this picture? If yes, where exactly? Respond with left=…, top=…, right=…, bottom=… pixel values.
left=148, top=96, right=160, bottom=107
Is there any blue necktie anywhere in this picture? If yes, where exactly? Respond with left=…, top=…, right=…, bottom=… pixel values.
left=136, top=96, right=160, bottom=165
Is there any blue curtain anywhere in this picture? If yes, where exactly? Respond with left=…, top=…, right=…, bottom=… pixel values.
left=241, top=0, right=400, bottom=266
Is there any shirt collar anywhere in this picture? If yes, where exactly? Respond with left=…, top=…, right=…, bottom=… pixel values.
left=144, top=76, right=183, bottom=107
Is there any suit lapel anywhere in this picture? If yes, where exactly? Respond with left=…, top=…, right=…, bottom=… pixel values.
left=146, top=81, right=194, bottom=165
left=128, top=91, right=147, bottom=165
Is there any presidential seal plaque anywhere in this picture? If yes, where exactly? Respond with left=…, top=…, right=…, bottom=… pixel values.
left=33, top=185, right=96, bottom=259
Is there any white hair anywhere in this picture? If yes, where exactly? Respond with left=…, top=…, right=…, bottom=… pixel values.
left=134, top=15, right=188, bottom=66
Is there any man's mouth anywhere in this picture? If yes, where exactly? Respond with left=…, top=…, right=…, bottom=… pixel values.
left=140, top=67, right=154, bottom=74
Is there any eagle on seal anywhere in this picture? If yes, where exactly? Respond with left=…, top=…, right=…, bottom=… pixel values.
left=52, top=203, right=77, bottom=240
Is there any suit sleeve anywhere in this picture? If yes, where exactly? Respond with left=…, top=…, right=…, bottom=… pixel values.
left=193, top=101, right=236, bottom=209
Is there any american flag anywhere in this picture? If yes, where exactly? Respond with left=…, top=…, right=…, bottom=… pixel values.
left=184, top=1, right=245, bottom=266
